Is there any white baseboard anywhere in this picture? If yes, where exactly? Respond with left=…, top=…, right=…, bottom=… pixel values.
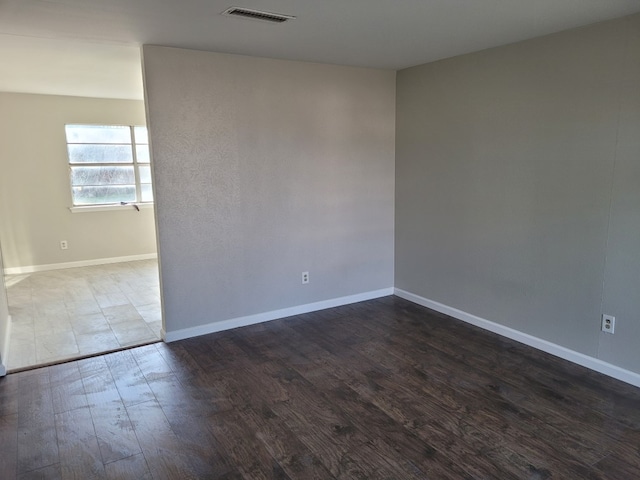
left=0, top=314, right=12, bottom=377
left=394, top=288, right=640, bottom=389
left=4, top=253, right=158, bottom=275
left=164, top=287, right=395, bottom=343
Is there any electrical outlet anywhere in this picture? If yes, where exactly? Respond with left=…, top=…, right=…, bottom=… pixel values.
left=302, top=271, right=309, bottom=284
left=60, top=240, right=68, bottom=250
left=601, top=314, right=615, bottom=334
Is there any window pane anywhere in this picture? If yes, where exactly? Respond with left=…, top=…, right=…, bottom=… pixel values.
left=141, top=184, right=153, bottom=202
left=139, top=165, right=152, bottom=184
left=135, top=145, right=150, bottom=163
left=71, top=166, right=135, bottom=186
left=68, top=144, right=133, bottom=164
left=72, top=185, right=136, bottom=205
left=66, top=125, right=131, bottom=144
left=134, top=126, right=148, bottom=144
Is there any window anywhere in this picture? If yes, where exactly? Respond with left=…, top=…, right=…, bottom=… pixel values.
left=65, top=125, right=152, bottom=207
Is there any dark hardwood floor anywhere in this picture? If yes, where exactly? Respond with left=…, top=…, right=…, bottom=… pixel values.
left=1, top=296, right=639, bottom=479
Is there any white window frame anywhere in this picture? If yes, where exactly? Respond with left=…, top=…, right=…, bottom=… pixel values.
left=65, top=124, right=153, bottom=213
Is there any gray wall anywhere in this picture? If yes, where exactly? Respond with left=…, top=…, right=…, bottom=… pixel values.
left=396, top=14, right=640, bottom=374
left=599, top=16, right=640, bottom=372
left=142, top=46, right=395, bottom=334
left=0, top=93, right=157, bottom=269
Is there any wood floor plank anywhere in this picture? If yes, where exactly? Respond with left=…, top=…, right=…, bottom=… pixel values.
left=160, top=340, right=243, bottom=412
left=0, top=374, right=19, bottom=417
left=104, top=350, right=155, bottom=407
left=16, top=369, right=58, bottom=474
left=1, top=296, right=639, bottom=479
left=592, top=452, right=640, bottom=479
left=17, top=463, right=62, bottom=480
left=210, top=347, right=336, bottom=479
left=104, top=453, right=152, bottom=480
left=178, top=335, right=233, bottom=372
left=129, top=344, right=174, bottom=382
left=154, top=342, right=203, bottom=382
left=243, top=325, right=474, bottom=479
left=286, top=316, right=568, bottom=478
left=208, top=409, right=292, bottom=480
left=0, top=414, right=19, bottom=479
left=55, top=406, right=106, bottom=479
left=358, top=330, right=613, bottom=472
left=78, top=356, right=142, bottom=464
left=146, top=373, right=236, bottom=477
left=344, top=306, right=611, bottom=429
left=284, top=324, right=516, bottom=478
left=237, top=403, right=337, bottom=480
left=357, top=306, right=640, bottom=469
left=351, top=336, right=612, bottom=468
left=49, top=361, right=88, bottom=414
left=126, top=399, right=226, bottom=479
left=255, top=362, right=431, bottom=479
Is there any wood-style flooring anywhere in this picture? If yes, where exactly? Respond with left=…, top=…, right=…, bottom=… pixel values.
left=0, top=296, right=639, bottom=479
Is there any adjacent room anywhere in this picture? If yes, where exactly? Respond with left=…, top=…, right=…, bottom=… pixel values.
left=0, top=43, right=162, bottom=370
left=0, top=1, right=639, bottom=478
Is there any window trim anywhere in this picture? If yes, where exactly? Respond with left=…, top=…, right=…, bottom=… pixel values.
left=69, top=203, right=154, bottom=214
left=65, top=124, right=153, bottom=209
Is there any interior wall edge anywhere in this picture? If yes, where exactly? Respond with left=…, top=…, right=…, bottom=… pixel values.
left=0, top=314, right=10, bottom=377
left=163, top=287, right=394, bottom=342
left=394, top=288, right=640, bottom=388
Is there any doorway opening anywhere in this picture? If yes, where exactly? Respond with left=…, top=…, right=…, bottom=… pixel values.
left=0, top=40, right=161, bottom=372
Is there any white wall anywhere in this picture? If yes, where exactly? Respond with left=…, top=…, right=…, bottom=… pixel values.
left=142, top=46, right=395, bottom=336
left=0, top=242, right=9, bottom=376
left=0, top=93, right=157, bottom=270
left=395, top=14, right=640, bottom=376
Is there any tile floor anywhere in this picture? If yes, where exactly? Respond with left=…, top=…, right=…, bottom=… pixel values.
left=5, top=259, right=161, bottom=370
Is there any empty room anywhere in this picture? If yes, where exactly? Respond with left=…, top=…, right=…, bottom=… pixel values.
left=0, top=93, right=162, bottom=370
left=1, top=1, right=640, bottom=478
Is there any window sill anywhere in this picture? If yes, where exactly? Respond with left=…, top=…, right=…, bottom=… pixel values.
left=69, top=203, right=154, bottom=213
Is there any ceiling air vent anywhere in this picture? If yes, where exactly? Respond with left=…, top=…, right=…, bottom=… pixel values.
left=222, top=7, right=295, bottom=24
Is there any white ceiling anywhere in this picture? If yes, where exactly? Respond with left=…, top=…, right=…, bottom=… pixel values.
left=1, top=0, right=639, bottom=100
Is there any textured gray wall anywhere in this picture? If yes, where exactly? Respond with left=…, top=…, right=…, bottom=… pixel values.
left=142, top=46, right=395, bottom=334
left=396, top=14, right=640, bottom=373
